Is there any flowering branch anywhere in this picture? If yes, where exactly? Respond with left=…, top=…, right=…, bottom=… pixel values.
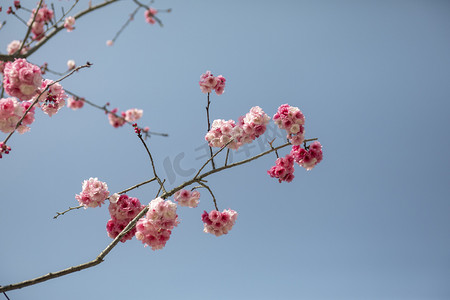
left=1, top=62, right=92, bottom=146
left=18, top=0, right=44, bottom=54
left=0, top=135, right=313, bottom=293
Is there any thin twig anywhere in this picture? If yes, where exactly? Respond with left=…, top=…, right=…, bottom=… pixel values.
left=109, top=5, right=140, bottom=44
left=198, top=181, right=218, bottom=211
left=53, top=205, right=83, bottom=219
left=225, top=148, right=230, bottom=166
left=64, top=89, right=168, bottom=138
left=205, top=92, right=216, bottom=169
left=194, top=139, right=234, bottom=179
left=136, top=132, right=166, bottom=194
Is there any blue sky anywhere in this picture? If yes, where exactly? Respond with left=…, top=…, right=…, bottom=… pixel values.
left=1, top=0, right=450, bottom=299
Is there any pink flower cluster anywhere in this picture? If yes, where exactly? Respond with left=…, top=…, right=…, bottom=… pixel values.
left=291, top=141, right=323, bottom=170
left=3, top=59, right=42, bottom=101
left=7, top=40, right=28, bottom=55
left=107, top=108, right=143, bottom=128
left=107, top=194, right=145, bottom=243
left=64, top=16, right=75, bottom=32
left=75, top=177, right=109, bottom=208
left=201, top=209, right=238, bottom=236
left=273, top=104, right=305, bottom=145
left=174, top=189, right=200, bottom=208
left=28, top=3, right=54, bottom=40
left=0, top=142, right=12, bottom=159
left=67, top=96, right=84, bottom=110
left=205, top=106, right=270, bottom=150
left=144, top=8, right=158, bottom=24
left=199, top=71, right=226, bottom=95
left=267, top=154, right=295, bottom=183
left=135, top=197, right=180, bottom=250
left=35, top=79, right=67, bottom=117
left=0, top=97, right=35, bottom=134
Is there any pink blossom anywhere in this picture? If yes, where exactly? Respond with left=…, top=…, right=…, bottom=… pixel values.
left=6, top=40, right=28, bottom=55
left=199, top=71, right=226, bottom=95
left=124, top=108, right=143, bottom=122
left=0, top=142, right=12, bottom=159
left=75, top=177, right=109, bottom=208
left=106, top=218, right=136, bottom=243
left=174, top=189, right=200, bottom=208
left=64, top=16, right=75, bottom=32
left=67, top=59, right=76, bottom=70
left=108, top=194, right=144, bottom=221
left=0, top=98, right=35, bottom=134
left=135, top=197, right=179, bottom=250
left=28, top=3, right=53, bottom=40
left=67, top=96, right=84, bottom=110
left=106, top=40, right=114, bottom=46
left=3, top=59, right=42, bottom=100
left=144, top=7, right=158, bottom=24
left=205, top=119, right=243, bottom=150
left=108, top=108, right=126, bottom=128
left=34, top=79, right=66, bottom=117
left=267, top=154, right=295, bottom=183
left=291, top=141, right=323, bottom=170
left=201, top=209, right=238, bottom=236
left=273, top=104, right=305, bottom=145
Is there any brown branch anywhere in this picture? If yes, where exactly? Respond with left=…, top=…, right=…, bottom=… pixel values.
left=205, top=92, right=216, bottom=169
left=17, top=0, right=44, bottom=54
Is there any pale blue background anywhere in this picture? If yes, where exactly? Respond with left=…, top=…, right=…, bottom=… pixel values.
left=1, top=0, right=450, bottom=299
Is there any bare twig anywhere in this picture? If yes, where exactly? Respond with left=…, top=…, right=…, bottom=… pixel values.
left=205, top=92, right=216, bottom=169
left=198, top=181, right=219, bottom=211
left=53, top=205, right=83, bottom=219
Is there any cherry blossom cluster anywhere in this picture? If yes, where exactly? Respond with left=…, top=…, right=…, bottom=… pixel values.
left=67, top=96, right=85, bottom=110
left=267, top=154, right=295, bottom=183
left=0, top=142, right=12, bottom=159
left=199, top=71, right=226, bottom=95
left=201, top=209, right=238, bottom=237
left=0, top=97, right=35, bottom=134
left=135, top=197, right=180, bottom=250
left=273, top=104, right=305, bottom=145
left=291, top=141, right=323, bottom=170
left=144, top=8, right=158, bottom=24
left=3, top=59, right=42, bottom=101
left=75, top=177, right=110, bottom=208
left=34, top=79, right=67, bottom=117
left=7, top=40, right=28, bottom=55
left=64, top=16, right=75, bottom=32
left=205, top=106, right=270, bottom=150
left=28, top=2, right=54, bottom=40
left=174, top=189, right=200, bottom=208
left=107, top=194, right=145, bottom=243
left=108, top=108, right=143, bottom=128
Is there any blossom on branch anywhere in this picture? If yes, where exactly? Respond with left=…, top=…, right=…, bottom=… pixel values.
left=199, top=71, right=226, bottom=95
left=273, top=104, right=305, bottom=145
left=174, top=189, right=200, bottom=208
left=64, top=16, right=75, bottom=32
left=67, top=96, right=84, bottom=110
left=3, top=59, right=42, bottom=101
left=0, top=98, right=36, bottom=134
left=35, top=79, right=67, bottom=117
left=75, top=177, right=110, bottom=208
left=108, top=108, right=126, bottom=128
left=144, top=7, right=158, bottom=25
left=201, top=209, right=238, bottom=236
left=291, top=141, right=323, bottom=170
left=267, top=154, right=295, bottom=183
left=135, top=197, right=179, bottom=250
left=124, top=108, right=143, bottom=122
left=6, top=40, right=28, bottom=55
